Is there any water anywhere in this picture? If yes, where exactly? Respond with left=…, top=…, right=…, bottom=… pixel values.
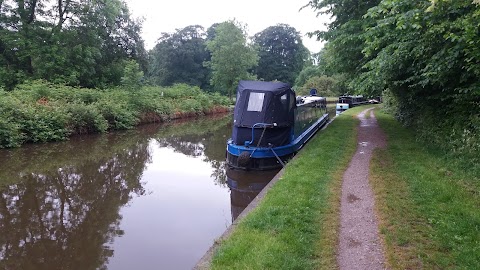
left=0, top=114, right=234, bottom=270
left=0, top=106, right=336, bottom=270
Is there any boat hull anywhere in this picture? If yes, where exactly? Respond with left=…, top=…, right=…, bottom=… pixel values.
left=226, top=114, right=329, bottom=170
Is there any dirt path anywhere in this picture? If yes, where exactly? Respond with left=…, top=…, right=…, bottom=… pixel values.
left=337, top=108, right=388, bottom=270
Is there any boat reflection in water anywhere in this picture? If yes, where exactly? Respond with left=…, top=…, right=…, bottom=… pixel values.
left=226, top=167, right=280, bottom=221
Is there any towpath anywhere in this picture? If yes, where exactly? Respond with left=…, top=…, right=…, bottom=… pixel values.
left=337, top=108, right=388, bottom=270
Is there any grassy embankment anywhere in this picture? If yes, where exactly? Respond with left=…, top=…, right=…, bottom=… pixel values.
left=0, top=80, right=231, bottom=148
left=371, top=110, right=480, bottom=269
left=209, top=106, right=372, bottom=269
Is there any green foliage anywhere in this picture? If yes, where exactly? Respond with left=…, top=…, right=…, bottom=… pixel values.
left=66, top=103, right=109, bottom=134
left=18, top=103, right=71, bottom=143
left=0, top=81, right=230, bottom=148
left=372, top=111, right=480, bottom=268
left=161, top=83, right=202, bottom=99
left=307, top=0, right=479, bottom=167
left=294, top=66, right=324, bottom=89
left=253, top=24, right=310, bottom=84
left=0, top=0, right=147, bottom=89
left=147, top=25, right=210, bottom=89
left=306, top=0, right=381, bottom=93
left=0, top=95, right=24, bottom=147
left=121, top=60, right=144, bottom=90
left=205, top=20, right=258, bottom=99
left=96, top=99, right=138, bottom=130
left=296, top=75, right=338, bottom=97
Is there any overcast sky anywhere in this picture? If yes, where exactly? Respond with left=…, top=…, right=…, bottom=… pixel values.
left=124, top=0, right=331, bottom=53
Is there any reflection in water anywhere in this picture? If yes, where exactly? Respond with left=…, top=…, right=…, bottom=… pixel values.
left=226, top=168, right=280, bottom=221
left=0, top=113, right=232, bottom=270
left=0, top=132, right=150, bottom=270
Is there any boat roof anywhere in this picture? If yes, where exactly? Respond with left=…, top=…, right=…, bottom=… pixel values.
left=237, top=80, right=292, bottom=95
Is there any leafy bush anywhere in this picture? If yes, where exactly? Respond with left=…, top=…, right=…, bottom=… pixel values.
left=210, top=93, right=232, bottom=106
left=96, top=99, right=138, bottom=130
left=66, top=103, right=108, bottom=134
left=154, top=100, right=174, bottom=116
left=0, top=81, right=230, bottom=148
left=0, top=95, right=25, bottom=147
left=179, top=99, right=202, bottom=113
left=296, top=75, right=338, bottom=97
left=162, top=83, right=202, bottom=99
left=18, top=103, right=70, bottom=143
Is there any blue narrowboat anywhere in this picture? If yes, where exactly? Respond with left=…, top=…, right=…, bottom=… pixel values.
left=226, top=80, right=329, bottom=170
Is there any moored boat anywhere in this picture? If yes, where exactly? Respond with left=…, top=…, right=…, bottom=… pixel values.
left=338, top=94, right=368, bottom=107
left=226, top=80, right=329, bottom=170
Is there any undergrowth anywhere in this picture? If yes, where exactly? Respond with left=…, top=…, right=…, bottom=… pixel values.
left=0, top=80, right=231, bottom=148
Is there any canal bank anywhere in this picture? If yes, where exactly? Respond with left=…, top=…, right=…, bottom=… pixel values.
left=195, top=105, right=369, bottom=269
left=198, top=105, right=480, bottom=270
left=0, top=82, right=231, bottom=149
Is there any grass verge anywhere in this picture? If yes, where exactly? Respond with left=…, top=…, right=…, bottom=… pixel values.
left=209, top=106, right=370, bottom=269
left=371, top=110, right=480, bottom=269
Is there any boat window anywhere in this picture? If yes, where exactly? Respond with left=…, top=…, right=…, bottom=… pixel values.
left=247, top=92, right=265, bottom=112
left=280, top=94, right=288, bottom=110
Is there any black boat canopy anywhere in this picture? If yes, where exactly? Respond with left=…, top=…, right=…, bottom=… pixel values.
left=234, top=80, right=296, bottom=128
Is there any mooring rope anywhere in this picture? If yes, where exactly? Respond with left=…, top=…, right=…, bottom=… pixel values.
left=269, top=147, right=286, bottom=167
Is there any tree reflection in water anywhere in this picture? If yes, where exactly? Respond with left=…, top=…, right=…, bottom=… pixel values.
left=0, top=139, right=149, bottom=270
left=0, top=113, right=232, bottom=270
left=153, top=114, right=232, bottom=187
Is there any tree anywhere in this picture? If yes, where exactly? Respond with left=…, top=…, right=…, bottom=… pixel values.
left=294, top=65, right=324, bottom=89
left=296, top=75, right=337, bottom=97
left=148, top=25, right=210, bottom=88
left=307, top=0, right=480, bottom=164
left=305, top=0, right=381, bottom=92
left=253, top=24, right=310, bottom=84
left=204, top=20, right=258, bottom=100
left=0, top=0, right=147, bottom=89
left=121, top=60, right=144, bottom=90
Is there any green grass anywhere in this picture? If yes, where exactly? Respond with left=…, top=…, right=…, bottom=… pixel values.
left=209, top=106, right=370, bottom=269
left=370, top=110, right=480, bottom=269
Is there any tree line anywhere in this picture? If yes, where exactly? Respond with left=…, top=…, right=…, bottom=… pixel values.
left=0, top=0, right=147, bottom=89
left=1, top=1, right=319, bottom=96
left=306, top=0, right=479, bottom=165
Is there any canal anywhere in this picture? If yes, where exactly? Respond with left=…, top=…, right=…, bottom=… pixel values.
left=0, top=107, right=336, bottom=270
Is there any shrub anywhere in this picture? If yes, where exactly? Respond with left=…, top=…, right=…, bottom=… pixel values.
left=0, top=117, right=23, bottom=148
left=18, top=103, right=70, bottom=143
left=0, top=82, right=231, bottom=148
left=179, top=99, right=202, bottom=113
left=154, top=100, right=174, bottom=116
left=0, top=95, right=24, bottom=147
left=95, top=100, right=138, bottom=130
left=66, top=103, right=108, bottom=134
left=162, top=83, right=202, bottom=99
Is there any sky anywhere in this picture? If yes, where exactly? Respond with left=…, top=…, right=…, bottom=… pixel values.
left=124, top=0, right=331, bottom=53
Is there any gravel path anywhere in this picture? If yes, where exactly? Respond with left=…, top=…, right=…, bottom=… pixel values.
left=337, top=108, right=388, bottom=270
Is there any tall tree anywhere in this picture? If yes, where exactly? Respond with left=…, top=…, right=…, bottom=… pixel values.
left=148, top=25, right=210, bottom=88
left=253, top=24, right=309, bottom=84
left=204, top=20, right=258, bottom=100
left=306, top=0, right=381, bottom=92
left=0, top=0, right=146, bottom=89
left=308, top=0, right=480, bottom=163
